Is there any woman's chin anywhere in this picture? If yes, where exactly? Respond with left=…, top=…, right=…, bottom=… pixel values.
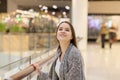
left=59, top=39, right=66, bottom=42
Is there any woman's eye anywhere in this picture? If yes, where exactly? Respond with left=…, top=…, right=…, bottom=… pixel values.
left=66, top=29, right=70, bottom=31
left=58, top=28, right=62, bottom=31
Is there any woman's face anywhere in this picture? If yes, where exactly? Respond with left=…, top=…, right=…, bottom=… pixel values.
left=57, top=23, right=73, bottom=43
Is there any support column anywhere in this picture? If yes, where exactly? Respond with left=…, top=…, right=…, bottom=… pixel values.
left=72, top=0, right=88, bottom=50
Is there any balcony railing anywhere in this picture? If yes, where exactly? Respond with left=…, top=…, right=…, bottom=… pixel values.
left=12, top=54, right=54, bottom=80
left=3, top=48, right=56, bottom=80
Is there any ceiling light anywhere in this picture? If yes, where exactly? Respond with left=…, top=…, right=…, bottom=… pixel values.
left=52, top=5, right=57, bottom=9
left=52, top=12, right=56, bottom=15
left=45, top=9, right=48, bottom=13
left=62, top=12, right=66, bottom=15
left=43, top=6, right=48, bottom=10
left=39, top=5, right=42, bottom=8
left=29, top=9, right=34, bottom=12
left=65, top=6, right=70, bottom=10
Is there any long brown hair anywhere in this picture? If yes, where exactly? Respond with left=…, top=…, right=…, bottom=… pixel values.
left=56, top=21, right=77, bottom=47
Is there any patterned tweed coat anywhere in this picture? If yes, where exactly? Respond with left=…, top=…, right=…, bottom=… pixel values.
left=37, top=43, right=85, bottom=80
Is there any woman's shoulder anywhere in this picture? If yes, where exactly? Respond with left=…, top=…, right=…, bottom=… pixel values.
left=68, top=45, right=83, bottom=64
left=69, top=45, right=81, bottom=57
left=71, top=45, right=80, bottom=52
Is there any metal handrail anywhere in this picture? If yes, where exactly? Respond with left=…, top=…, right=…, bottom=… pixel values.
left=5, top=53, right=55, bottom=80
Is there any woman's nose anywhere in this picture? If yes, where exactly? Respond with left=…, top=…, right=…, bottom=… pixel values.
left=61, top=29, right=65, bottom=33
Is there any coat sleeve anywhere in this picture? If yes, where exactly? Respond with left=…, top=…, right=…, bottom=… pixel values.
left=37, top=72, right=50, bottom=80
left=37, top=60, right=58, bottom=80
left=65, top=51, right=85, bottom=80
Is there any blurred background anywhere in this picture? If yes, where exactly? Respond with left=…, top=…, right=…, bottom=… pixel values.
left=0, top=0, right=120, bottom=80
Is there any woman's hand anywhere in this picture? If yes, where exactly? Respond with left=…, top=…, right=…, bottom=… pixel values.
left=32, top=63, right=42, bottom=74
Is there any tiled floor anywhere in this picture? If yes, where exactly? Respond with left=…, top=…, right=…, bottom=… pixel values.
left=82, top=42, right=120, bottom=80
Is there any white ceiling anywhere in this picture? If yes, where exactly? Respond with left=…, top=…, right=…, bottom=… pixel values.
left=11, top=0, right=71, bottom=8
left=11, top=0, right=119, bottom=11
left=11, top=0, right=120, bottom=8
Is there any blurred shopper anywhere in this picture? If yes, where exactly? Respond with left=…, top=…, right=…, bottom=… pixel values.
left=109, top=25, right=117, bottom=48
left=32, top=21, right=85, bottom=80
left=100, top=23, right=108, bottom=48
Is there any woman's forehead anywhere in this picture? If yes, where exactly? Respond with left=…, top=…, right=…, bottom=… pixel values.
left=59, top=23, right=70, bottom=28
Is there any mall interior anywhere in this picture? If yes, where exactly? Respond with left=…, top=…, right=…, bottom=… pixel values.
left=0, top=0, right=120, bottom=80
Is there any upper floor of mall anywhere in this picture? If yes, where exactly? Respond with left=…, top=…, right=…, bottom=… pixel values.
left=1, top=0, right=120, bottom=15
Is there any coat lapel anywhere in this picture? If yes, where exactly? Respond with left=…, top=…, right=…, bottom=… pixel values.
left=59, top=43, right=73, bottom=80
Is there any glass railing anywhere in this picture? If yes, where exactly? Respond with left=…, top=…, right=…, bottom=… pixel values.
left=0, top=47, right=56, bottom=80
left=0, top=33, right=58, bottom=79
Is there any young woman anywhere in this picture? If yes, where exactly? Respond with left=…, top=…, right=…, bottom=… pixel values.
left=33, top=21, right=85, bottom=80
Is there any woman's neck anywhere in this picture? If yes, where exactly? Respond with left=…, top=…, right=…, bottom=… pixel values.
left=60, top=42, right=70, bottom=54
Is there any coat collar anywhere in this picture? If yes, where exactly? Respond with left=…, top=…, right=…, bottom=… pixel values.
left=56, top=43, right=73, bottom=62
